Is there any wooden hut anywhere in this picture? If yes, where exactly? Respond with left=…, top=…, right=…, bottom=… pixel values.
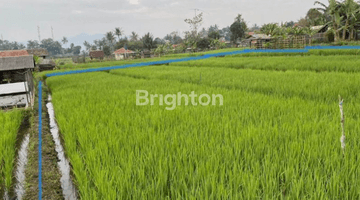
left=89, top=50, right=105, bottom=60
left=141, top=50, right=151, bottom=58
left=0, top=50, right=35, bottom=108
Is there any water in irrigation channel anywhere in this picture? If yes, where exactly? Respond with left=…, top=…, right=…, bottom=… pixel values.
left=46, top=95, right=77, bottom=200
left=3, top=134, right=30, bottom=200
left=14, top=133, right=30, bottom=199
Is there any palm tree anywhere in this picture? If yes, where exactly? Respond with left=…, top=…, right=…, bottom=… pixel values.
left=114, top=27, right=123, bottom=41
left=83, top=41, right=91, bottom=52
left=106, top=32, right=115, bottom=51
left=261, top=23, right=279, bottom=36
left=130, top=31, right=139, bottom=41
left=62, top=37, right=68, bottom=47
left=315, top=0, right=342, bottom=42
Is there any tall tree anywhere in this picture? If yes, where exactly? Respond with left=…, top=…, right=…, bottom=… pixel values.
left=62, top=37, right=68, bottom=47
left=315, top=0, right=342, bottom=42
left=106, top=31, right=115, bottom=51
left=184, top=12, right=203, bottom=35
left=230, top=14, right=248, bottom=44
left=142, top=32, right=154, bottom=50
left=184, top=12, right=203, bottom=47
left=341, top=0, right=360, bottom=40
left=83, top=41, right=91, bottom=52
left=306, top=8, right=325, bottom=26
left=114, top=27, right=123, bottom=41
left=130, top=31, right=139, bottom=41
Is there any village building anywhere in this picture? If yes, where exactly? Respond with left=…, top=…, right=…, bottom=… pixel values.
left=0, top=50, right=35, bottom=108
left=89, top=50, right=105, bottom=60
left=113, top=48, right=135, bottom=60
left=27, top=48, right=56, bottom=71
left=242, top=33, right=273, bottom=49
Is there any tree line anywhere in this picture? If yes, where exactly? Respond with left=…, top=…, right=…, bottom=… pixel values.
left=1, top=0, right=359, bottom=56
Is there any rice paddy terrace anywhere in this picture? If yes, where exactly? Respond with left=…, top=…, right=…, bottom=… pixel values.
left=2, top=48, right=360, bottom=199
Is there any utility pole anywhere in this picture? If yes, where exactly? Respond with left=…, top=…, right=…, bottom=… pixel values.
left=191, top=8, right=200, bottom=17
left=37, top=26, right=41, bottom=42
left=51, top=26, right=54, bottom=40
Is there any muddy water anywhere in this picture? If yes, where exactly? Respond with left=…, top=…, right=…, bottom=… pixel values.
left=46, top=95, right=77, bottom=200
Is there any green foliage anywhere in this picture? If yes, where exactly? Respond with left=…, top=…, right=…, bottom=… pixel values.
left=142, top=33, right=154, bottom=50
left=230, top=14, right=247, bottom=43
left=33, top=55, right=41, bottom=65
left=103, top=46, right=111, bottom=56
left=0, top=110, right=23, bottom=191
left=197, top=38, right=210, bottom=50
left=208, top=31, right=220, bottom=40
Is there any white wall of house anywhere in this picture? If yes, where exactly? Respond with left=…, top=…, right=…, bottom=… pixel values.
left=115, top=54, right=125, bottom=60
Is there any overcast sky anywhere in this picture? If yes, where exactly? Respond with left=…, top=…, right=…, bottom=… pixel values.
left=1, top=0, right=328, bottom=43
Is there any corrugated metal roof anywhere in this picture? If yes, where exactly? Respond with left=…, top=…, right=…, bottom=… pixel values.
left=0, top=50, right=29, bottom=58
left=0, top=56, right=34, bottom=71
left=0, top=82, right=27, bottom=95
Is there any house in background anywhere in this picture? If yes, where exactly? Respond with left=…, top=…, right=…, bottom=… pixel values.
left=0, top=50, right=35, bottom=108
left=89, top=50, right=105, bottom=60
left=242, top=34, right=273, bottom=48
left=113, top=48, right=135, bottom=60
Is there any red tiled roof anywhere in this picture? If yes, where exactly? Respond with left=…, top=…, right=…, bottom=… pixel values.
left=248, top=32, right=255, bottom=36
left=113, top=48, right=134, bottom=54
left=0, top=50, right=29, bottom=58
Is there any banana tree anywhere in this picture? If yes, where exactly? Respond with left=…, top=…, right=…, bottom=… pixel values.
left=315, top=0, right=342, bottom=42
left=341, top=0, right=360, bottom=40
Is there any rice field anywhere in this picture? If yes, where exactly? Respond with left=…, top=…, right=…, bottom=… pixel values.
left=172, top=55, right=360, bottom=72
left=0, top=110, right=23, bottom=191
left=45, top=53, right=360, bottom=199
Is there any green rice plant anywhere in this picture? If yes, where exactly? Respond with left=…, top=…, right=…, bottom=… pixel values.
left=0, top=110, right=23, bottom=191
left=111, top=66, right=360, bottom=103
left=169, top=55, right=360, bottom=73
left=46, top=69, right=360, bottom=199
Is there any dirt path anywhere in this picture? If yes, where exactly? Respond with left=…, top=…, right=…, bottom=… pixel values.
left=24, top=91, right=63, bottom=199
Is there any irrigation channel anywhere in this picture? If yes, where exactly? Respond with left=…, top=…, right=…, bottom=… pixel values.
left=46, top=95, right=77, bottom=200
left=35, top=46, right=360, bottom=199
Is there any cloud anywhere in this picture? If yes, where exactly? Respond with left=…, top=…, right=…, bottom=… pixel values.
left=0, top=0, right=329, bottom=43
left=128, top=0, right=139, bottom=5
left=72, top=10, right=83, bottom=14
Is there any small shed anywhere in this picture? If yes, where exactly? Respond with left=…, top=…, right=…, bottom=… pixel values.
left=113, top=48, right=135, bottom=60
left=141, top=50, right=152, bottom=58
left=39, top=59, right=56, bottom=71
left=244, top=34, right=273, bottom=49
left=0, top=50, right=35, bottom=108
left=89, top=50, right=105, bottom=60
